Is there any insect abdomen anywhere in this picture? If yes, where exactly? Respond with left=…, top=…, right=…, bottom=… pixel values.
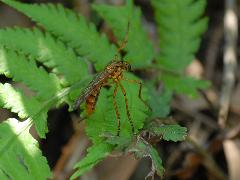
left=86, top=89, right=100, bottom=115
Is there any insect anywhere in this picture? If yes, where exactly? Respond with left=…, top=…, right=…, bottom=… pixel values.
left=73, top=23, right=150, bottom=136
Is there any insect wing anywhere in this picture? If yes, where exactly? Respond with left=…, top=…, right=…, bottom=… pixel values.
left=72, top=89, right=90, bottom=110
left=73, top=70, right=109, bottom=110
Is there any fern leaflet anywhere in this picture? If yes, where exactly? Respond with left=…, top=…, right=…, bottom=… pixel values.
left=0, top=118, right=51, bottom=179
left=71, top=142, right=113, bottom=179
left=1, top=0, right=117, bottom=70
left=131, top=137, right=164, bottom=177
left=162, top=74, right=210, bottom=97
left=86, top=73, right=149, bottom=144
left=152, top=0, right=209, bottom=97
left=0, top=27, right=88, bottom=86
left=148, top=85, right=172, bottom=118
left=93, top=0, right=154, bottom=68
left=149, top=124, right=187, bottom=142
left=0, top=47, right=61, bottom=101
left=152, top=0, right=208, bottom=72
left=0, top=83, right=48, bottom=138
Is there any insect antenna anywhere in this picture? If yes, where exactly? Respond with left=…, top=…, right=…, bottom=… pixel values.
left=114, top=22, right=130, bottom=61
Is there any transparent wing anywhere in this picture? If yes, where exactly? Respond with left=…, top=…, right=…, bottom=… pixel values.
left=73, top=71, right=109, bottom=110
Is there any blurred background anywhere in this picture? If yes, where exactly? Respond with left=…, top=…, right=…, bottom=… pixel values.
left=1, top=0, right=239, bottom=180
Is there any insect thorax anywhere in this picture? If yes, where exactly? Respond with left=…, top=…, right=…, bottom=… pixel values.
left=105, top=61, right=130, bottom=82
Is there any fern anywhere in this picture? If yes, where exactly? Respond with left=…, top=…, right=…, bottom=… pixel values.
left=86, top=73, right=149, bottom=144
left=152, top=0, right=207, bottom=72
left=1, top=0, right=117, bottom=70
left=0, top=118, right=51, bottom=179
left=0, top=47, right=61, bottom=101
left=130, top=137, right=164, bottom=177
left=162, top=74, right=210, bottom=97
left=0, top=83, right=48, bottom=138
left=0, top=0, right=209, bottom=179
left=152, top=0, right=209, bottom=97
left=71, top=142, right=113, bottom=179
left=0, top=27, right=88, bottom=86
left=149, top=124, right=187, bottom=142
left=148, top=85, right=172, bottom=119
left=92, top=0, right=154, bottom=68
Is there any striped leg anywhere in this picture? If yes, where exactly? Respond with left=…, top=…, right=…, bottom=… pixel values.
left=124, top=79, right=152, bottom=111
left=113, top=83, right=121, bottom=136
left=119, top=82, right=135, bottom=134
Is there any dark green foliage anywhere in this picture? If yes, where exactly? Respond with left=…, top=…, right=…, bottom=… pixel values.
left=1, top=0, right=117, bottom=70
left=92, top=1, right=154, bottom=68
left=162, top=74, right=210, bottom=97
left=152, top=0, right=209, bottom=97
left=152, top=0, right=208, bottom=72
left=148, top=87, right=172, bottom=119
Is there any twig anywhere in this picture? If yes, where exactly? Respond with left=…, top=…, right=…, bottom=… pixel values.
left=205, top=23, right=223, bottom=80
left=186, top=137, right=228, bottom=180
left=224, top=123, right=240, bottom=139
left=218, top=0, right=238, bottom=128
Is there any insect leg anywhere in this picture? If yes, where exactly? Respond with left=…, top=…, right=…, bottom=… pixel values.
left=113, top=83, right=121, bottom=136
left=124, top=79, right=152, bottom=111
left=119, top=82, right=135, bottom=134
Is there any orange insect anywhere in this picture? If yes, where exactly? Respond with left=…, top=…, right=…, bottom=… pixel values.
left=73, top=24, right=149, bottom=136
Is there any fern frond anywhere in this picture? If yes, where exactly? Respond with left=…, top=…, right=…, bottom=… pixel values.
left=86, top=73, right=149, bottom=144
left=0, top=27, right=88, bottom=86
left=93, top=1, right=154, bottom=68
left=0, top=83, right=48, bottom=137
left=1, top=0, right=117, bottom=70
left=148, top=86, right=172, bottom=118
left=0, top=118, right=51, bottom=179
left=152, top=0, right=208, bottom=72
left=149, top=124, right=187, bottom=142
left=71, top=142, right=113, bottom=179
left=151, top=0, right=209, bottom=97
left=0, top=47, right=61, bottom=101
left=162, top=74, right=210, bottom=97
left=132, top=137, right=164, bottom=177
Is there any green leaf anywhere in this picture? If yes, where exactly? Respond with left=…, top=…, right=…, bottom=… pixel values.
left=133, top=137, right=164, bottom=177
left=150, top=124, right=187, bottom=142
left=0, top=47, right=61, bottom=101
left=0, top=83, right=48, bottom=138
left=86, top=73, right=149, bottom=144
left=0, top=118, right=51, bottom=179
left=148, top=144, right=164, bottom=177
left=148, top=86, right=172, bottom=118
left=71, top=142, right=113, bottom=179
left=93, top=1, right=154, bottom=68
left=152, top=0, right=208, bottom=72
left=104, top=134, right=132, bottom=150
left=151, top=0, right=209, bottom=97
left=78, top=72, right=150, bottom=178
left=0, top=27, right=88, bottom=86
left=162, top=74, right=210, bottom=98
left=0, top=0, right=117, bottom=70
